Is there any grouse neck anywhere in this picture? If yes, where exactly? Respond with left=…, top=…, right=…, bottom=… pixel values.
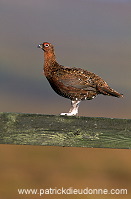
left=44, top=51, right=56, bottom=67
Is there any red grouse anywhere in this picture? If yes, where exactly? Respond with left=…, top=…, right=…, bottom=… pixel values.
left=38, top=42, right=123, bottom=116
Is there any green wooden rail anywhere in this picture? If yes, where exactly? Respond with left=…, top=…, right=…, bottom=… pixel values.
left=0, top=112, right=131, bottom=149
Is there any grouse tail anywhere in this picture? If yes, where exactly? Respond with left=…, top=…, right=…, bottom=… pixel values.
left=97, top=86, right=123, bottom=98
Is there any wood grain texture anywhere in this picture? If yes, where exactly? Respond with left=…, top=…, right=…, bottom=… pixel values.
left=0, top=112, right=131, bottom=149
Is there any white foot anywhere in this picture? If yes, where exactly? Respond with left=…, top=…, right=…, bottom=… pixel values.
left=60, top=100, right=81, bottom=116
left=60, top=112, right=78, bottom=116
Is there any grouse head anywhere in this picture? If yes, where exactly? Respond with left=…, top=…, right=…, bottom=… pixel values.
left=38, top=42, right=54, bottom=53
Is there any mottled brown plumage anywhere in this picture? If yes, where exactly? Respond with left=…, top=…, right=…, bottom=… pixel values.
left=38, top=42, right=123, bottom=116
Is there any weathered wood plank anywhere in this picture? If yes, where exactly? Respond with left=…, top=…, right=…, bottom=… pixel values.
left=0, top=112, right=131, bottom=149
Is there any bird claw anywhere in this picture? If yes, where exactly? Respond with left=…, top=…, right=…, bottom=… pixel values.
left=60, top=112, right=77, bottom=116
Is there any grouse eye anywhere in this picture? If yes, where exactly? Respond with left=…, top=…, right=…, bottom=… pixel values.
left=44, top=43, right=49, bottom=47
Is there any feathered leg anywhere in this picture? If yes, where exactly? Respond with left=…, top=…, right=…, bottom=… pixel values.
left=61, top=100, right=81, bottom=116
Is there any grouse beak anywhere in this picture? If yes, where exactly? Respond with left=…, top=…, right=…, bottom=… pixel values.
left=37, top=44, right=43, bottom=49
